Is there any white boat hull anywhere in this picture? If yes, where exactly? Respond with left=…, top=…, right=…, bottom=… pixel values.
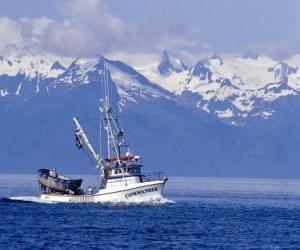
left=41, top=180, right=167, bottom=203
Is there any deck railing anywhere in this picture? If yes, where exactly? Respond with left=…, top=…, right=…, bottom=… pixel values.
left=142, top=172, right=165, bottom=182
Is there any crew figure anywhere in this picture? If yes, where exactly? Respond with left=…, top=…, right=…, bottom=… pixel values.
left=88, top=186, right=93, bottom=195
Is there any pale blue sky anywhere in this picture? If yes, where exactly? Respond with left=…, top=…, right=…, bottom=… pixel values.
left=0, top=0, right=299, bottom=58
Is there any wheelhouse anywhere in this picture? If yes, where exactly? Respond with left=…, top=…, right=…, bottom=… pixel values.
left=106, top=164, right=143, bottom=187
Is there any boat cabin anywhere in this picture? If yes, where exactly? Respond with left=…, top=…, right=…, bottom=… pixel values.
left=106, top=164, right=143, bottom=187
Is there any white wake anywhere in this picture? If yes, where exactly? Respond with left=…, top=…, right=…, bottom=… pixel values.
left=8, top=196, right=57, bottom=204
left=100, top=196, right=175, bottom=205
left=7, top=196, right=174, bottom=205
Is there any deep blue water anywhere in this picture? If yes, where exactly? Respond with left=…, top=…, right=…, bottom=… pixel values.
left=1, top=175, right=300, bottom=249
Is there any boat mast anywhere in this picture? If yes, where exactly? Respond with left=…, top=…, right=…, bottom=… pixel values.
left=102, top=63, right=123, bottom=164
left=103, top=62, right=112, bottom=160
left=101, top=62, right=138, bottom=169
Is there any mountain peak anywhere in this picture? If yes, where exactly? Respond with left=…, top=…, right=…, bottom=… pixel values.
left=51, top=61, right=66, bottom=71
left=242, top=51, right=259, bottom=60
left=157, top=51, right=188, bottom=75
left=217, top=78, right=239, bottom=90
left=268, top=62, right=298, bottom=84
left=210, top=52, right=223, bottom=65
left=190, top=60, right=212, bottom=82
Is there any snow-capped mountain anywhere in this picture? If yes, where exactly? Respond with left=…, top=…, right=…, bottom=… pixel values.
left=140, top=51, right=300, bottom=125
left=0, top=54, right=171, bottom=105
left=157, top=51, right=188, bottom=75
left=2, top=51, right=300, bottom=126
left=1, top=52, right=300, bottom=178
left=0, top=54, right=73, bottom=97
left=0, top=54, right=71, bottom=79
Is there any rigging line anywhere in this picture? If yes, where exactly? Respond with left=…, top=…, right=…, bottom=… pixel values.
left=106, top=112, right=120, bottom=161
left=110, top=115, right=120, bottom=135
left=104, top=62, right=108, bottom=105
left=110, top=115, right=131, bottom=154
left=111, top=132, right=127, bottom=185
left=106, top=112, right=127, bottom=184
left=104, top=62, right=107, bottom=107
left=106, top=124, right=110, bottom=159
left=118, top=119, right=133, bottom=155
left=99, top=114, right=102, bottom=160
left=99, top=74, right=103, bottom=158
left=109, top=69, right=113, bottom=110
left=106, top=62, right=110, bottom=108
left=104, top=69, right=111, bottom=159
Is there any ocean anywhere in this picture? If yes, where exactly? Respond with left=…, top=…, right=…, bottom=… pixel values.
left=0, top=175, right=300, bottom=249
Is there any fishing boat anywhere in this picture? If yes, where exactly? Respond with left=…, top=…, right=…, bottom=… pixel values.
left=39, top=63, right=168, bottom=203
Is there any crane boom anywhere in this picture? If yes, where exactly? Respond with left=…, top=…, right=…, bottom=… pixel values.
left=73, top=117, right=100, bottom=164
left=73, top=117, right=107, bottom=188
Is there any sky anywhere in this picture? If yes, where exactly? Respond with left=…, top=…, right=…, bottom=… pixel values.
left=0, top=0, right=300, bottom=61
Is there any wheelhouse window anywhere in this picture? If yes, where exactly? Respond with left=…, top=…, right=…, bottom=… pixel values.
left=113, top=167, right=141, bottom=175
